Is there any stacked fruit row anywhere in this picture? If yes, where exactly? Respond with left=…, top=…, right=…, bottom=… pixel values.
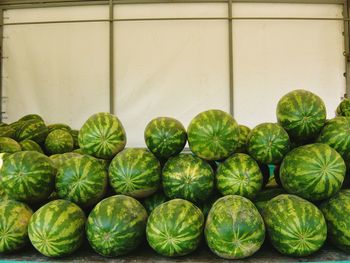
left=0, top=89, right=349, bottom=259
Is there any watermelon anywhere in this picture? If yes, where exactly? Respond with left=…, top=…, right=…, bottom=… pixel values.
left=78, top=112, right=126, bottom=159
left=162, top=153, right=214, bottom=203
left=0, top=200, right=33, bottom=253
left=0, top=185, right=9, bottom=201
left=28, top=199, right=85, bottom=257
left=234, top=125, right=251, bottom=153
left=86, top=195, right=147, bottom=257
left=253, top=187, right=286, bottom=213
left=247, top=123, right=290, bottom=164
left=56, top=155, right=107, bottom=207
left=336, top=98, right=350, bottom=117
left=0, top=137, right=21, bottom=153
left=146, top=199, right=204, bottom=257
left=263, top=194, right=327, bottom=256
left=216, top=153, right=263, bottom=199
left=0, top=151, right=56, bottom=204
left=72, top=148, right=85, bottom=155
left=320, top=189, right=350, bottom=253
left=0, top=123, right=7, bottom=127
left=198, top=192, right=221, bottom=218
left=19, top=139, right=43, bottom=153
left=47, top=123, right=71, bottom=133
left=144, top=117, right=187, bottom=159
left=205, top=195, right=265, bottom=259
left=70, top=129, right=79, bottom=149
left=0, top=126, right=15, bottom=139
left=142, top=191, right=168, bottom=214
left=187, top=109, right=240, bottom=161
left=17, top=119, right=48, bottom=144
left=49, top=152, right=81, bottom=169
left=8, top=121, right=26, bottom=140
left=109, top=148, right=161, bottom=198
left=276, top=89, right=326, bottom=141
left=280, top=143, right=345, bottom=201
left=18, top=114, right=44, bottom=122
left=45, top=129, right=74, bottom=155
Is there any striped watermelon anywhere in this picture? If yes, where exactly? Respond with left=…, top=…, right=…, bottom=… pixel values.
left=0, top=185, right=9, bottom=201
left=205, top=195, right=265, bottom=259
left=45, top=129, right=74, bottom=155
left=142, top=191, right=168, bottom=214
left=109, top=148, right=161, bottom=198
left=247, top=123, right=290, bottom=164
left=198, top=192, right=221, bottom=218
left=17, top=119, right=48, bottom=144
left=47, top=123, right=71, bottom=133
left=0, top=137, right=21, bottom=153
left=0, top=151, right=56, bottom=204
left=216, top=153, right=263, bottom=199
left=144, top=117, right=187, bottom=159
left=78, top=112, right=126, bottom=159
left=235, top=125, right=251, bottom=153
left=253, top=187, right=286, bottom=213
left=18, top=114, right=44, bottom=122
left=0, top=200, right=33, bottom=253
left=263, top=194, right=327, bottom=256
left=70, top=130, right=79, bottom=149
left=19, top=139, right=43, bottom=153
left=162, top=153, right=214, bottom=203
left=320, top=190, right=350, bottom=253
left=336, top=98, right=350, bottom=117
left=280, top=143, right=345, bottom=201
left=146, top=199, right=204, bottom=257
left=187, top=110, right=240, bottom=161
left=56, top=155, right=107, bottom=207
left=276, top=89, right=326, bottom=141
left=86, top=195, right=147, bottom=257
left=0, top=126, right=15, bottom=139
left=49, top=152, right=81, bottom=169
left=28, top=199, right=86, bottom=257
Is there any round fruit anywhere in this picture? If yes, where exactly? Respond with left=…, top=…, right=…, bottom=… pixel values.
left=253, top=187, right=286, bottom=213
left=49, top=152, right=81, bottom=169
left=198, top=192, right=221, bottom=218
left=17, top=119, right=48, bottom=144
left=86, top=195, right=147, bottom=257
left=146, top=199, right=204, bottom=257
left=142, top=191, right=168, bottom=214
left=320, top=190, right=350, bottom=253
left=263, top=194, right=327, bottom=256
left=144, top=117, right=187, bottom=159
left=0, top=200, right=33, bottom=253
left=78, top=112, right=126, bottom=159
left=187, top=109, right=240, bottom=161
left=45, top=129, right=74, bottom=155
left=0, top=137, right=21, bottom=153
left=336, top=99, right=350, bottom=117
left=216, top=153, right=263, bottom=199
left=280, top=143, right=345, bottom=201
left=18, top=114, right=44, bottom=122
left=235, top=125, right=251, bottom=153
left=109, top=148, right=161, bottom=198
left=28, top=199, right=85, bottom=257
left=47, top=123, right=71, bottom=133
left=247, top=123, right=290, bottom=164
left=276, top=89, right=326, bottom=141
left=0, top=126, right=15, bottom=138
left=0, top=151, right=56, bottom=204
left=205, top=195, right=265, bottom=259
left=162, top=154, right=214, bottom=203
left=19, top=139, right=43, bottom=153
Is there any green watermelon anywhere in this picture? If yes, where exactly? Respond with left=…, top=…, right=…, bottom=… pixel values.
left=144, top=117, right=187, bottom=159
left=72, top=148, right=85, bottom=155
left=18, top=114, right=44, bottom=122
left=253, top=187, right=286, bottom=213
left=45, top=129, right=74, bottom=155
left=0, top=151, right=56, bottom=204
left=142, top=191, right=168, bottom=214
left=263, top=194, right=327, bottom=256
left=70, top=129, right=79, bottom=149
left=320, top=190, right=350, bottom=253
left=247, top=123, right=290, bottom=164
left=187, top=109, right=240, bottom=161
left=0, top=200, right=33, bottom=253
left=146, top=199, right=204, bottom=257
left=0, top=123, right=7, bottom=127
left=0, top=185, right=9, bottom=201
left=28, top=199, right=85, bottom=257
left=205, top=195, right=265, bottom=259
left=56, top=155, right=107, bottom=207
left=0, top=126, right=15, bottom=139
left=17, top=119, right=48, bottom=144
left=19, top=139, right=43, bottom=153
left=216, top=153, right=263, bottom=199
left=49, top=152, right=81, bottom=169
left=198, top=192, right=221, bottom=218
left=336, top=98, right=350, bottom=117
left=234, top=125, right=251, bottom=153
left=0, top=137, right=21, bottom=153
left=47, top=123, right=71, bottom=133
left=109, top=148, right=161, bottom=198
left=162, top=153, right=214, bottom=203
left=276, top=89, right=326, bottom=141
left=280, top=143, right=345, bottom=201
left=8, top=121, right=26, bottom=140
left=86, top=195, right=147, bottom=257
left=78, top=112, right=126, bottom=159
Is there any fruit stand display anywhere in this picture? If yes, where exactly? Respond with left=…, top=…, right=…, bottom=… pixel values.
left=0, top=89, right=350, bottom=262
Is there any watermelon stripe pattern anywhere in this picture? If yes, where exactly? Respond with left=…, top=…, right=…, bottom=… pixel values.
left=336, top=99, right=350, bottom=117
left=0, top=137, right=22, bottom=153
left=17, top=120, right=49, bottom=144
left=45, top=129, right=74, bottom=155
left=235, top=125, right=251, bottom=153
left=142, top=191, right=169, bottom=214
left=19, top=139, right=43, bottom=153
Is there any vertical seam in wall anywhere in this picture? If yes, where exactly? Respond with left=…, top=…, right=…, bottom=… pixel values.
left=0, top=8, right=3, bottom=122
left=109, top=0, right=115, bottom=114
left=344, top=0, right=350, bottom=98
left=228, top=0, right=234, bottom=116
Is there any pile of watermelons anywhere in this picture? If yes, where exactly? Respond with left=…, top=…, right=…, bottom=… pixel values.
left=1, top=89, right=350, bottom=259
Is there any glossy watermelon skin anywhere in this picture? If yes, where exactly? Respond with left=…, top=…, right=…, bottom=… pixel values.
left=17, top=119, right=48, bottom=144
left=216, top=153, right=263, bottom=199
left=49, top=152, right=81, bottom=169
left=0, top=200, right=33, bottom=253
left=235, top=125, right=251, bottom=153
left=263, top=194, right=327, bottom=256
left=28, top=199, right=86, bottom=257
left=142, top=191, right=168, bottom=214
left=86, top=195, right=147, bottom=257
left=56, top=155, right=107, bottom=207
left=276, top=90, right=326, bottom=141
left=78, top=112, right=126, bottom=159
left=320, top=190, right=350, bottom=253
left=280, top=143, right=345, bottom=201
left=19, top=139, right=43, bottom=153
left=162, top=154, right=214, bottom=203
left=253, top=187, right=286, bottom=213
left=205, top=195, right=265, bottom=259
left=0, top=126, right=15, bottom=139
left=336, top=99, right=350, bottom=117
left=109, top=148, right=161, bottom=198
left=0, top=151, right=56, bottom=204
left=18, top=114, right=44, bottom=122
left=0, top=137, right=21, bottom=153
left=47, top=123, right=71, bottom=133
left=187, top=110, right=240, bottom=161
left=144, top=117, right=187, bottom=159
left=45, top=129, right=74, bottom=155
left=146, top=199, right=204, bottom=257
left=247, top=123, right=290, bottom=164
